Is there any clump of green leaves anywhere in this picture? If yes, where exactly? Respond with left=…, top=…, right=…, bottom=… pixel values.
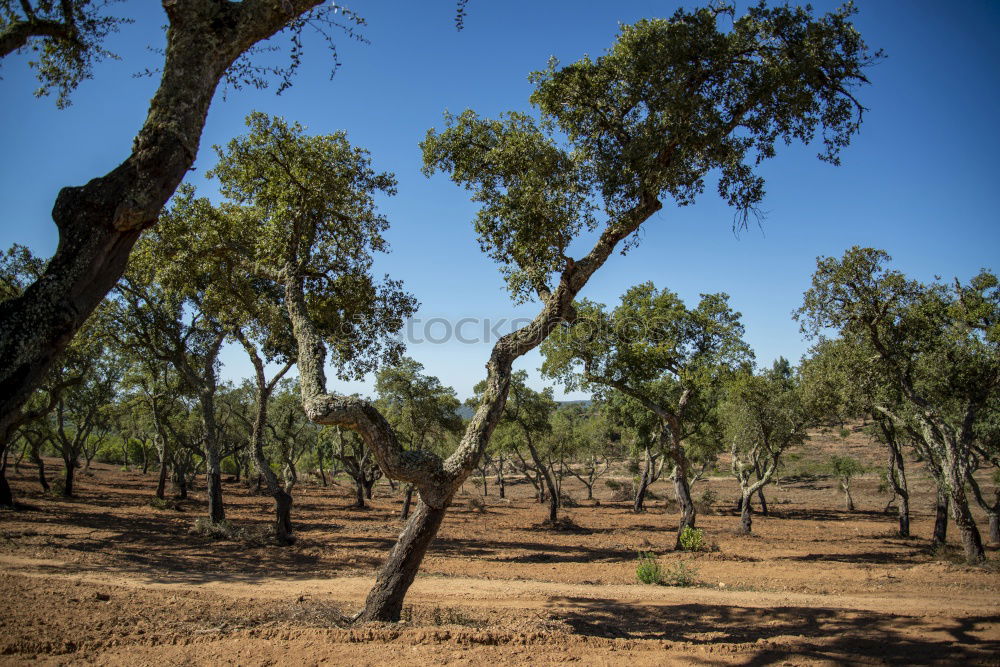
left=678, top=525, right=706, bottom=552
left=663, top=561, right=699, bottom=587
left=636, top=552, right=665, bottom=585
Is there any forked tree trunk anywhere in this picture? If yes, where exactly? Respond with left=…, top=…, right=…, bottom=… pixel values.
left=526, top=440, right=558, bottom=523
left=933, top=489, right=949, bottom=547
left=634, top=446, right=657, bottom=513
left=355, top=498, right=448, bottom=623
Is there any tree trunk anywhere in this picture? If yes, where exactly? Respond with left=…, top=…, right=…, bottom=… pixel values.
left=933, top=489, right=949, bottom=547
left=400, top=485, right=414, bottom=520
left=753, top=462, right=769, bottom=516
left=274, top=489, right=294, bottom=545
left=843, top=482, right=854, bottom=511
left=526, top=441, right=558, bottom=524
left=941, top=441, right=985, bottom=563
left=634, top=445, right=655, bottom=513
left=0, top=445, right=13, bottom=508
left=176, top=474, right=188, bottom=500
left=898, top=492, right=910, bottom=538
left=756, top=487, right=768, bottom=516
left=206, top=450, right=225, bottom=524
left=353, top=475, right=366, bottom=508
left=35, top=455, right=49, bottom=493
left=62, top=457, right=75, bottom=497
left=674, top=469, right=696, bottom=548
left=155, top=459, right=168, bottom=499
left=356, top=499, right=447, bottom=623
left=496, top=460, right=505, bottom=499
left=739, top=491, right=753, bottom=534
left=0, top=2, right=331, bottom=445
left=987, top=513, right=1000, bottom=545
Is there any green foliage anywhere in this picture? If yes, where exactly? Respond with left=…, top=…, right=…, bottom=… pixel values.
left=0, top=0, right=131, bottom=107
left=424, top=4, right=879, bottom=301
left=831, top=455, right=864, bottom=481
left=663, top=560, right=699, bottom=587
left=678, top=525, right=707, bottom=552
left=636, top=552, right=665, bottom=585
left=698, top=488, right=718, bottom=507
left=376, top=357, right=463, bottom=456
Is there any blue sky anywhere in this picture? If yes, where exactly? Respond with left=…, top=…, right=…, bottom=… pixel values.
left=2, top=1, right=998, bottom=400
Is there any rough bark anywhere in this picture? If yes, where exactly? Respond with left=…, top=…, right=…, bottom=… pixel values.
left=237, top=334, right=295, bottom=543
left=0, top=0, right=326, bottom=450
left=933, top=489, right=948, bottom=547
left=61, top=456, right=75, bottom=497
left=989, top=512, right=1000, bottom=545
left=739, top=492, right=753, bottom=534
left=285, top=162, right=664, bottom=620
left=633, top=449, right=654, bottom=513
left=525, top=439, right=558, bottom=524
left=354, top=499, right=448, bottom=623
left=400, top=485, right=414, bottom=520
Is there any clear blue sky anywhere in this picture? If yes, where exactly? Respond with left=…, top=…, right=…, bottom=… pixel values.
left=1, top=1, right=998, bottom=400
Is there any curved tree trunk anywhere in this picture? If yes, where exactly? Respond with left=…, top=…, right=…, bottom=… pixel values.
left=0, top=1, right=329, bottom=446
left=355, top=498, right=448, bottom=623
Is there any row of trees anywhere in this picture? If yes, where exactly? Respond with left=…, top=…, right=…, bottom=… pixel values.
left=2, top=1, right=904, bottom=622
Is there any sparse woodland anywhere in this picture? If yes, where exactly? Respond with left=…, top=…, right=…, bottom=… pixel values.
left=1, top=1, right=998, bottom=662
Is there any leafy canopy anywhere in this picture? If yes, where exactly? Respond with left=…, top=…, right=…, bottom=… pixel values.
left=423, top=2, right=880, bottom=301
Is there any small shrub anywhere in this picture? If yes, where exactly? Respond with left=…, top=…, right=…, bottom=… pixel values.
left=678, top=525, right=706, bottom=552
left=467, top=496, right=486, bottom=513
left=559, top=494, right=579, bottom=508
left=189, top=518, right=272, bottom=545
left=636, top=552, right=664, bottom=585
left=48, top=478, right=66, bottom=497
left=699, top=488, right=718, bottom=507
left=663, top=560, right=699, bottom=587
left=607, top=479, right=637, bottom=502
left=838, top=427, right=851, bottom=439
left=149, top=496, right=182, bottom=511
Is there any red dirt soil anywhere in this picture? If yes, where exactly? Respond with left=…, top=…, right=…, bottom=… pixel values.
left=2, top=427, right=998, bottom=665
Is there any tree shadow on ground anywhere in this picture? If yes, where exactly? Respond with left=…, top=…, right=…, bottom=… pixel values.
left=547, top=597, right=1000, bottom=663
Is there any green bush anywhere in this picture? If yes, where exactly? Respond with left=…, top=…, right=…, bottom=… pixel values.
left=664, top=560, right=699, bottom=587
left=636, top=552, right=664, bottom=585
left=678, top=525, right=706, bottom=552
